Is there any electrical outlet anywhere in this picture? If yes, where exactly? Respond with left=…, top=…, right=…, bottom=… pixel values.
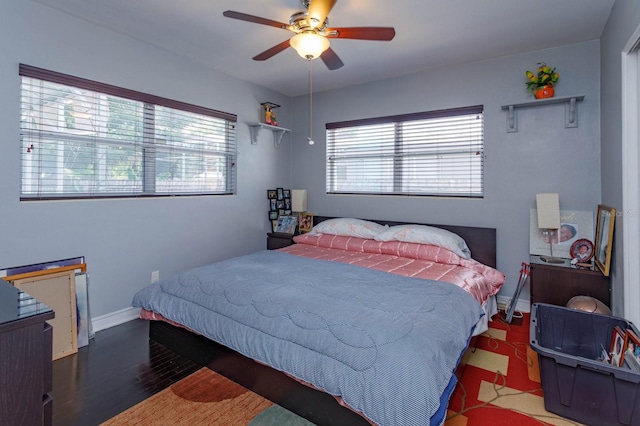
left=151, top=270, right=160, bottom=283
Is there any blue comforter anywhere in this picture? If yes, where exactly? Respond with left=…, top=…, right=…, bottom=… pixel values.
left=132, top=250, right=482, bottom=425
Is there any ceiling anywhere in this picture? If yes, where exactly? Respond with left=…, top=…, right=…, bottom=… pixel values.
left=32, top=0, right=615, bottom=97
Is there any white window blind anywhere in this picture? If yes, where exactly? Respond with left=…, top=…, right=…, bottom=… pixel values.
left=326, top=106, right=484, bottom=197
left=19, top=64, right=237, bottom=200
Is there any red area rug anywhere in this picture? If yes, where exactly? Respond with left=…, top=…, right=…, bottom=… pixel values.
left=445, top=313, right=581, bottom=426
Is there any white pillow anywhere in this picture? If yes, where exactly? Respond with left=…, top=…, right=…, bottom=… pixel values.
left=309, top=218, right=387, bottom=239
left=374, top=224, right=471, bottom=259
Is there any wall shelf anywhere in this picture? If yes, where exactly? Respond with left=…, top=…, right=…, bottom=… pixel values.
left=501, top=95, right=585, bottom=132
left=248, top=123, right=290, bottom=148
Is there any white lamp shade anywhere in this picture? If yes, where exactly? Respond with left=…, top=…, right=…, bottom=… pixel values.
left=290, top=32, right=330, bottom=59
left=536, top=193, right=561, bottom=229
left=291, top=189, right=308, bottom=212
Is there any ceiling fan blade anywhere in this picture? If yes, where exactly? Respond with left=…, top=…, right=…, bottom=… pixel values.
left=320, top=47, right=344, bottom=70
left=252, top=40, right=291, bottom=61
left=326, top=27, right=396, bottom=41
left=308, top=0, right=337, bottom=28
left=223, top=11, right=290, bottom=31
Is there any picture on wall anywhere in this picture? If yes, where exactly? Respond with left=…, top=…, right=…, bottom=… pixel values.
left=529, top=209, right=593, bottom=259
left=268, top=188, right=292, bottom=232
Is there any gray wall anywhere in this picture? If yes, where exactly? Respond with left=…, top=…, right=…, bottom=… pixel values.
left=291, top=41, right=602, bottom=303
left=0, top=2, right=293, bottom=319
left=600, top=0, right=640, bottom=317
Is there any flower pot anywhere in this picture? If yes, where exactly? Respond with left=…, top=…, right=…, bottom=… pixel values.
left=534, top=85, right=555, bottom=99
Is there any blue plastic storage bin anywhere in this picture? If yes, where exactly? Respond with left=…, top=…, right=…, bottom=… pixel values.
left=530, top=303, right=640, bottom=426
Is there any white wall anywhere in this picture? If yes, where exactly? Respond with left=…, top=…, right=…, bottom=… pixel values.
left=0, top=2, right=293, bottom=322
left=600, top=0, right=640, bottom=318
left=291, top=41, right=602, bottom=306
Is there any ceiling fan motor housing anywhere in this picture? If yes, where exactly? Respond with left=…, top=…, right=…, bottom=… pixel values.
left=289, top=11, right=328, bottom=34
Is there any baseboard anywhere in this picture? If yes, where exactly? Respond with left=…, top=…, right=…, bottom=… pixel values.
left=496, top=294, right=530, bottom=314
left=92, top=306, right=140, bottom=332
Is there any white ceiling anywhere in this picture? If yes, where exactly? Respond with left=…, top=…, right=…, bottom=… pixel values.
left=32, top=0, right=615, bottom=97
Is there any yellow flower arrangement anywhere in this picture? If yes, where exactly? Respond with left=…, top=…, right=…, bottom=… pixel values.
left=525, top=62, right=559, bottom=93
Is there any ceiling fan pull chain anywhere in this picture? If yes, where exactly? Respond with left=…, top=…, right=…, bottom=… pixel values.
left=308, top=59, right=315, bottom=145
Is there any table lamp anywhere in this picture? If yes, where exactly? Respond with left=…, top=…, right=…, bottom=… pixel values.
left=536, top=193, right=564, bottom=263
left=291, top=189, right=307, bottom=213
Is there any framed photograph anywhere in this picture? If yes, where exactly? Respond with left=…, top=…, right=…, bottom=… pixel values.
left=594, top=204, right=616, bottom=276
left=284, top=209, right=292, bottom=215
left=570, top=238, right=594, bottom=262
left=621, top=329, right=640, bottom=372
left=274, top=215, right=298, bottom=235
left=276, top=187, right=284, bottom=200
left=278, top=209, right=285, bottom=216
left=269, top=199, right=277, bottom=211
left=284, top=198, right=291, bottom=210
left=299, top=213, right=314, bottom=233
left=271, top=219, right=278, bottom=233
left=277, top=199, right=285, bottom=209
left=267, top=189, right=277, bottom=200
left=283, top=189, right=291, bottom=198
left=269, top=210, right=278, bottom=220
left=610, top=326, right=626, bottom=367
left=530, top=209, right=593, bottom=259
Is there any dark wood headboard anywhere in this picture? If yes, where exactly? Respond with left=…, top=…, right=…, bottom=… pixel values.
left=313, top=216, right=497, bottom=268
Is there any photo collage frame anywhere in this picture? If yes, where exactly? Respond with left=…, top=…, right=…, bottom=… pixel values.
left=267, top=187, right=295, bottom=233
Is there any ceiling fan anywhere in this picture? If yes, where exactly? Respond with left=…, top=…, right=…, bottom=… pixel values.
left=223, top=0, right=396, bottom=70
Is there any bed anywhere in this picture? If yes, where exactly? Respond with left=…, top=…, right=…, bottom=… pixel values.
left=132, top=216, right=504, bottom=426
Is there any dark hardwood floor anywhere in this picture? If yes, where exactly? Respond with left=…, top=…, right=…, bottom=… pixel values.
left=51, top=319, right=201, bottom=426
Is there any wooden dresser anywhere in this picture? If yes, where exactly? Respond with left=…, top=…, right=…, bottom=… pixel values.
left=0, top=280, right=54, bottom=425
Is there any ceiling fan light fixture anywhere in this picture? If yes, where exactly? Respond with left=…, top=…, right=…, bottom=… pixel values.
left=290, top=32, right=329, bottom=60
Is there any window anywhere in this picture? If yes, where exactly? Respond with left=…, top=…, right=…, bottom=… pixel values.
left=19, top=64, right=237, bottom=200
left=326, top=105, right=484, bottom=197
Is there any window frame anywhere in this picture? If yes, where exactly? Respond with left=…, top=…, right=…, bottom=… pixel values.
left=326, top=105, right=484, bottom=198
left=19, top=64, right=237, bottom=200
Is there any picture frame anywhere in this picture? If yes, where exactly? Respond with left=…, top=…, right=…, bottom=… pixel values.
left=269, top=199, right=277, bottom=211
left=283, top=189, right=291, bottom=199
left=271, top=219, right=279, bottom=233
left=620, top=329, right=640, bottom=372
left=274, top=215, right=298, bottom=235
left=298, top=212, right=314, bottom=233
left=570, top=238, right=594, bottom=262
left=610, top=326, right=626, bottom=367
left=529, top=209, right=593, bottom=259
left=269, top=210, right=278, bottom=220
left=267, top=189, right=277, bottom=200
left=594, top=204, right=616, bottom=276
left=276, top=187, right=284, bottom=200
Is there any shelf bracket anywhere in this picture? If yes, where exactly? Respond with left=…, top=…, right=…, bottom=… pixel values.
left=272, top=129, right=286, bottom=149
left=565, top=97, right=578, bottom=128
left=507, top=105, right=518, bottom=133
left=249, top=126, right=262, bottom=145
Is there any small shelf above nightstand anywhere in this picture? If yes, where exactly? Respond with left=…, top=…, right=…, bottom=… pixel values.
left=501, top=95, right=585, bottom=132
left=249, top=123, right=291, bottom=148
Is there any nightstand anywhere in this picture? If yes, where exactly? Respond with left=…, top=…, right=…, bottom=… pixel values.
left=0, top=280, right=54, bottom=425
left=529, top=255, right=611, bottom=308
left=267, top=233, right=295, bottom=250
